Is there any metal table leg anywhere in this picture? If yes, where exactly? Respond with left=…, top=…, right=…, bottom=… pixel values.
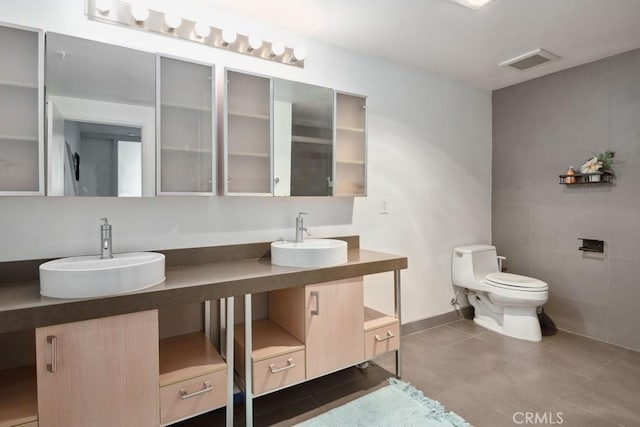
left=394, top=270, right=402, bottom=378
left=245, top=293, right=253, bottom=427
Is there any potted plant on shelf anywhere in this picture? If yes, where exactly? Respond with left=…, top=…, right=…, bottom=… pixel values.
left=579, top=150, right=616, bottom=182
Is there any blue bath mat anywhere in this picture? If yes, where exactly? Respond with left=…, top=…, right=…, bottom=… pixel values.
left=296, top=378, right=472, bottom=426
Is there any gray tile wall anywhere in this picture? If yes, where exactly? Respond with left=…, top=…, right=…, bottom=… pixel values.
left=492, top=48, right=640, bottom=351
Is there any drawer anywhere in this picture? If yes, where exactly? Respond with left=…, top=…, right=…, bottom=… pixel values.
left=160, top=370, right=226, bottom=425
left=253, top=349, right=305, bottom=395
left=364, top=322, right=400, bottom=359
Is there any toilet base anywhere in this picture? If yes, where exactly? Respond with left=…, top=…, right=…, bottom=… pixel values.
left=469, top=293, right=543, bottom=342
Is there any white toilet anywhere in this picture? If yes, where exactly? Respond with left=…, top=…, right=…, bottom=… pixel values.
left=452, top=244, right=549, bottom=342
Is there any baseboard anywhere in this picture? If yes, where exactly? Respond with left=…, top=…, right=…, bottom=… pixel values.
left=401, top=306, right=473, bottom=336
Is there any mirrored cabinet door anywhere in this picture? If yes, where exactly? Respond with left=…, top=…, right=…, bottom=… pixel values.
left=335, top=93, right=366, bottom=196
left=158, top=56, right=215, bottom=194
left=45, top=33, right=156, bottom=197
left=224, top=70, right=272, bottom=195
left=0, top=24, right=43, bottom=195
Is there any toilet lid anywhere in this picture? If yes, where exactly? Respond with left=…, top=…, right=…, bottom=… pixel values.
left=485, top=272, right=548, bottom=291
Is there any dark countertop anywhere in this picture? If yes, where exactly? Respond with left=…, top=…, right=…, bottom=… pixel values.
left=0, top=247, right=407, bottom=334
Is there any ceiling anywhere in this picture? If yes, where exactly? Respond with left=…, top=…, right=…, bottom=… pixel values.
left=200, top=0, right=640, bottom=90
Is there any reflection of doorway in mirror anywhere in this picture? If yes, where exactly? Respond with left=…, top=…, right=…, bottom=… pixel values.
left=118, top=140, right=142, bottom=197
left=61, top=120, right=142, bottom=196
left=45, top=95, right=155, bottom=196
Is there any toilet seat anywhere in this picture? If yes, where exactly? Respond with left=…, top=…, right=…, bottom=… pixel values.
left=484, top=272, right=548, bottom=292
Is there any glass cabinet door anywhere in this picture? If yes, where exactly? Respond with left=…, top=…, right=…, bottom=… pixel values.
left=158, top=55, right=215, bottom=194
left=0, top=24, right=43, bottom=195
left=334, top=93, right=366, bottom=196
left=224, top=70, right=272, bottom=195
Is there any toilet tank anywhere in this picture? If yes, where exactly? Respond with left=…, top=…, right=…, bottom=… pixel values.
left=452, top=245, right=499, bottom=287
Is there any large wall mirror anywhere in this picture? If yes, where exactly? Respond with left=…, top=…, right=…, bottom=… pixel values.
left=45, top=33, right=155, bottom=196
left=273, top=79, right=334, bottom=196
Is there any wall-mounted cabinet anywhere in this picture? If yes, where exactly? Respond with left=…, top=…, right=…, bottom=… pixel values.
left=0, top=22, right=368, bottom=199
left=158, top=56, right=215, bottom=195
left=222, top=69, right=367, bottom=197
left=45, top=33, right=156, bottom=197
left=0, top=24, right=44, bottom=195
left=335, top=93, right=367, bottom=196
left=223, top=70, right=272, bottom=195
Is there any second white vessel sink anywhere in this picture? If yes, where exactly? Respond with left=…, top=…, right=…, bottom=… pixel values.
left=271, top=239, right=348, bottom=268
left=40, top=252, right=165, bottom=299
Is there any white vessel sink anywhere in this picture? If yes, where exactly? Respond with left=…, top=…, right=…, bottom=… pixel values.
left=271, top=239, right=348, bottom=268
left=40, top=252, right=165, bottom=298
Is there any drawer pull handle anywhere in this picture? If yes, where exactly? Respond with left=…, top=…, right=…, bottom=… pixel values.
left=47, top=335, right=57, bottom=373
left=374, top=331, right=395, bottom=342
left=310, top=291, right=320, bottom=316
left=180, top=381, right=212, bottom=400
left=269, top=358, right=296, bottom=374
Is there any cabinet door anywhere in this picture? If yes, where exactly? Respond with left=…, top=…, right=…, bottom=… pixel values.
left=0, top=24, right=43, bottom=195
left=35, top=311, right=159, bottom=427
left=334, top=93, right=366, bottom=196
left=158, top=55, right=215, bottom=194
left=224, top=70, right=272, bottom=195
left=305, top=278, right=364, bottom=379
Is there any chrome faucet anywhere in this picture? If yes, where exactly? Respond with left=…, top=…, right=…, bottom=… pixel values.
left=295, top=212, right=311, bottom=243
left=100, top=218, right=113, bottom=259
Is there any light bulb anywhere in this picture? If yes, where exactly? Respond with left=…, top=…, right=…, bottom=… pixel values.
left=164, top=12, right=182, bottom=30
left=221, top=29, right=237, bottom=46
left=467, top=0, right=492, bottom=6
left=130, top=2, right=149, bottom=22
left=96, top=0, right=111, bottom=14
left=292, top=47, right=307, bottom=62
left=270, top=41, right=285, bottom=57
left=247, top=36, right=263, bottom=51
left=194, top=21, right=211, bottom=38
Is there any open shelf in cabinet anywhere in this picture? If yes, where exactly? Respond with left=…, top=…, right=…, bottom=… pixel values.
left=159, top=332, right=227, bottom=425
left=0, top=365, right=38, bottom=427
left=234, top=319, right=305, bottom=396
left=364, top=307, right=399, bottom=360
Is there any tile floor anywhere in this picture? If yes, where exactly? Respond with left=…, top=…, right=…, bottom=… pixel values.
left=179, top=319, right=640, bottom=426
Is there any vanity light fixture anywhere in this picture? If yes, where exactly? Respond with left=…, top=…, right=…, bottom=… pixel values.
left=130, top=1, right=149, bottom=22
left=164, top=12, right=182, bottom=31
left=85, top=0, right=305, bottom=67
left=194, top=21, right=211, bottom=38
left=221, top=29, right=237, bottom=46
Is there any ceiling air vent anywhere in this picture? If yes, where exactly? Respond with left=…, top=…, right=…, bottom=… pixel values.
left=499, top=48, right=560, bottom=71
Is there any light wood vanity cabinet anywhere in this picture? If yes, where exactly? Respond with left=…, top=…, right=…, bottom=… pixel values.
left=0, top=310, right=228, bottom=427
left=304, top=279, right=365, bottom=378
left=364, top=307, right=400, bottom=359
left=234, top=319, right=305, bottom=396
left=234, top=277, right=399, bottom=397
left=35, top=310, right=160, bottom=427
left=269, top=278, right=365, bottom=379
left=159, top=333, right=227, bottom=425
